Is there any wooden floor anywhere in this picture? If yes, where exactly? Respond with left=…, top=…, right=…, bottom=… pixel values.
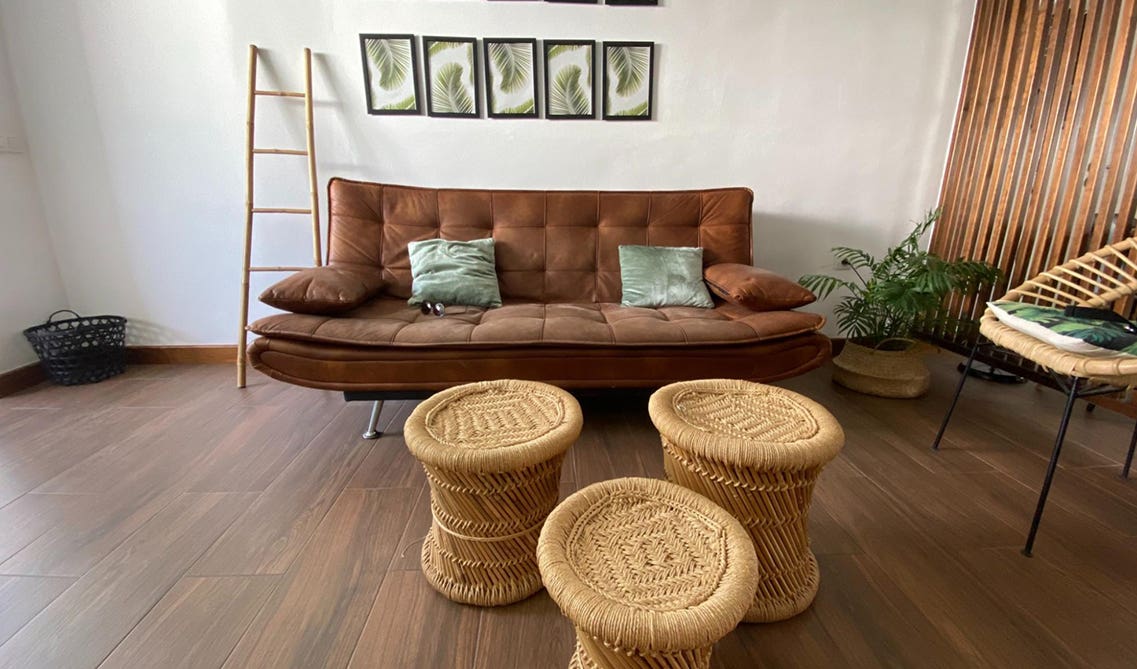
left=1, top=354, right=1137, bottom=668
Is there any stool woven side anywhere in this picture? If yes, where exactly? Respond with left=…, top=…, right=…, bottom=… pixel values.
left=649, top=379, right=844, bottom=623
left=406, top=379, right=582, bottom=607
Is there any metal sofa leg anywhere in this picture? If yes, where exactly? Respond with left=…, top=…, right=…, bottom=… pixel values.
left=362, top=400, right=384, bottom=440
left=1023, top=378, right=1082, bottom=557
left=932, top=339, right=981, bottom=451
left=1123, top=419, right=1137, bottom=480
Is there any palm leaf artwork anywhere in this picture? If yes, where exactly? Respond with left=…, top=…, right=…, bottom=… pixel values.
left=366, top=38, right=411, bottom=91
left=428, top=41, right=461, bottom=57
left=381, top=94, right=418, bottom=111
left=612, top=100, right=649, bottom=117
left=550, top=65, right=590, bottom=116
left=489, top=42, right=532, bottom=93
left=498, top=100, right=536, bottom=115
left=547, top=44, right=578, bottom=61
left=607, top=46, right=649, bottom=96
left=431, top=62, right=474, bottom=114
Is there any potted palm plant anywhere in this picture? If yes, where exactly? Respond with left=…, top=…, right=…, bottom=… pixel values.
left=799, top=209, right=1000, bottom=398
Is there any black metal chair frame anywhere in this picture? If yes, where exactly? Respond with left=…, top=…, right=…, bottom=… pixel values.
left=932, top=338, right=1137, bottom=556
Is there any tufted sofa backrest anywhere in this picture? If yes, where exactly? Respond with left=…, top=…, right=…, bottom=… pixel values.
left=326, top=178, right=754, bottom=303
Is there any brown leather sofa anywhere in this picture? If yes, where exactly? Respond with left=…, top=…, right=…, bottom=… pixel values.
left=248, top=179, right=830, bottom=416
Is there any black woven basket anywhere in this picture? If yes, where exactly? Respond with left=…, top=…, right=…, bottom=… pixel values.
left=23, top=310, right=127, bottom=385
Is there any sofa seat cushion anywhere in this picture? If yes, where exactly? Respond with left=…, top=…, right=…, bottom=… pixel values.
left=249, top=299, right=824, bottom=348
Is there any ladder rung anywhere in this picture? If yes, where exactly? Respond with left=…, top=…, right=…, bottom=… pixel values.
left=249, top=266, right=310, bottom=272
left=252, top=207, right=312, bottom=215
left=253, top=148, right=309, bottom=156
left=255, top=89, right=305, bottom=98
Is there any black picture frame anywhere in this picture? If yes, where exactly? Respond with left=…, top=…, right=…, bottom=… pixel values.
left=606, top=0, right=659, bottom=5
left=602, top=41, right=654, bottom=121
left=359, top=34, right=421, bottom=116
left=484, top=38, right=540, bottom=119
left=543, top=40, right=596, bottom=120
left=423, top=36, right=481, bottom=118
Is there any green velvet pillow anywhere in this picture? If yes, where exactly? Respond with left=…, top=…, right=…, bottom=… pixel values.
left=408, top=238, right=503, bottom=308
left=618, top=245, right=714, bottom=308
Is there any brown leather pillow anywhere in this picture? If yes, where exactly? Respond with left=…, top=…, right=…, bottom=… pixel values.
left=704, top=263, right=816, bottom=312
left=259, top=264, right=386, bottom=314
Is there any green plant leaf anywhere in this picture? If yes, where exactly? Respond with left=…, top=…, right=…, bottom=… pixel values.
left=489, top=42, right=531, bottom=93
left=799, top=274, right=859, bottom=301
left=497, top=99, right=535, bottom=115
left=799, top=207, right=999, bottom=342
left=431, top=62, right=474, bottom=114
left=607, top=46, right=649, bottom=96
left=612, top=100, right=649, bottom=117
left=831, top=247, right=875, bottom=270
left=366, top=38, right=410, bottom=91
left=550, top=65, right=590, bottom=116
left=380, top=94, right=417, bottom=111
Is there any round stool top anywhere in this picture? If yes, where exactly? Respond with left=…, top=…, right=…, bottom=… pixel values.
left=405, top=379, right=583, bottom=473
left=648, top=379, right=844, bottom=470
left=537, top=477, right=758, bottom=652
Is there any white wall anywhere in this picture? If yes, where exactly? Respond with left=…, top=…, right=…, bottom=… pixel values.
left=0, top=0, right=975, bottom=344
left=0, top=20, right=67, bottom=373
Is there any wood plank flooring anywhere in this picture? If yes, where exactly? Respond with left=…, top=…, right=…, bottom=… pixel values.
left=1, top=354, right=1136, bottom=667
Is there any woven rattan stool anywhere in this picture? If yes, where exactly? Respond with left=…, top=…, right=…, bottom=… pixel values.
left=649, top=379, right=844, bottom=623
left=538, top=477, right=758, bottom=669
left=405, top=379, right=583, bottom=606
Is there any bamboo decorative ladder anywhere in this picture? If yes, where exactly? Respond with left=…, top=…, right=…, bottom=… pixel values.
left=237, top=45, right=322, bottom=388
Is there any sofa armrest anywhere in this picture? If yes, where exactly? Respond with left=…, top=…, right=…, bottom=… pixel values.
left=704, top=263, right=816, bottom=312
left=259, top=263, right=386, bottom=315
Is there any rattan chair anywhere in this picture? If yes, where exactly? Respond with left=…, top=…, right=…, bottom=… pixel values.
left=933, top=238, right=1137, bottom=556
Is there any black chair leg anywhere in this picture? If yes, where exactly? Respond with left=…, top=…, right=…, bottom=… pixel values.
left=1123, top=419, right=1137, bottom=480
left=932, top=339, right=981, bottom=451
left=1023, top=378, right=1083, bottom=557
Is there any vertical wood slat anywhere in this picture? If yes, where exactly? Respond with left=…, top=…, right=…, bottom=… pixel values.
left=940, top=0, right=1000, bottom=264
left=932, top=0, right=1137, bottom=346
left=984, top=2, right=1050, bottom=274
left=1003, top=1, right=1078, bottom=295
left=942, top=1, right=1023, bottom=325
left=943, top=0, right=1010, bottom=266
left=959, top=0, right=1040, bottom=321
left=1043, top=0, right=1114, bottom=271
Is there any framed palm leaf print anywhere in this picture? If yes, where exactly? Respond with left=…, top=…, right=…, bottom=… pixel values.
left=544, top=40, right=595, bottom=120
left=360, top=34, right=421, bottom=115
left=603, top=41, right=654, bottom=120
left=423, top=36, right=481, bottom=118
left=484, top=38, right=539, bottom=118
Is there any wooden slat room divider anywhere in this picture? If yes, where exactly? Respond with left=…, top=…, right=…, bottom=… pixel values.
left=931, top=0, right=1137, bottom=361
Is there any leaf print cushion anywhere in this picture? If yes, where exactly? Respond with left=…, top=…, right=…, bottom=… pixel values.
left=987, top=301, right=1137, bottom=357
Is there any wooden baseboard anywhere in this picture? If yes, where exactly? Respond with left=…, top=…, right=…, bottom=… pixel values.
left=0, top=362, right=47, bottom=398
left=0, top=346, right=237, bottom=398
left=126, top=345, right=237, bottom=364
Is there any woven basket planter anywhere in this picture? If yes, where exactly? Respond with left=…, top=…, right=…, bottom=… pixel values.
left=831, top=340, right=931, bottom=399
left=538, top=477, right=758, bottom=669
left=405, top=379, right=582, bottom=607
left=649, top=379, right=844, bottom=623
